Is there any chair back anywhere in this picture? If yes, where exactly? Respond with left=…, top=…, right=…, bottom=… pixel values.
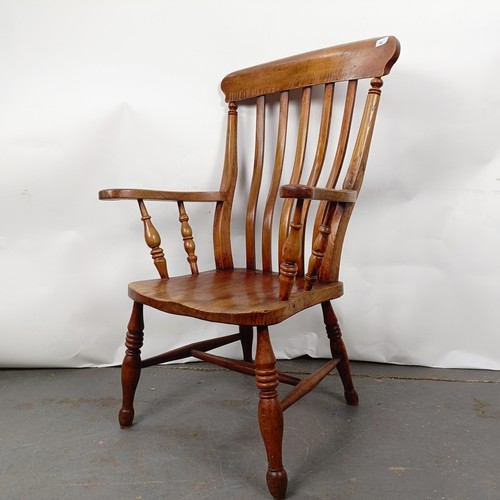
left=214, top=36, right=400, bottom=285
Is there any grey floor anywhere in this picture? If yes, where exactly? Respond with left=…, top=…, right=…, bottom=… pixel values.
left=1, top=359, right=499, bottom=500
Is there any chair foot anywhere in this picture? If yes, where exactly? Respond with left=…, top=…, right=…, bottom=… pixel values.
left=119, top=408, right=135, bottom=428
left=256, top=326, right=288, bottom=499
left=267, top=469, right=288, bottom=499
left=321, top=301, right=359, bottom=406
left=344, top=388, right=359, bottom=406
left=119, top=302, right=144, bottom=428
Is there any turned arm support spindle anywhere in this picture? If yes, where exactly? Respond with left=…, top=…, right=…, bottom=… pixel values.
left=304, top=201, right=338, bottom=290
left=177, top=201, right=199, bottom=275
left=137, top=199, right=169, bottom=279
left=279, top=185, right=357, bottom=296
left=279, top=199, right=304, bottom=301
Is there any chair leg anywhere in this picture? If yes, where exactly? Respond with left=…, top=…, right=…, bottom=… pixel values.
left=255, top=326, right=287, bottom=499
left=119, top=301, right=144, bottom=428
left=321, top=301, right=359, bottom=406
left=240, top=325, right=254, bottom=363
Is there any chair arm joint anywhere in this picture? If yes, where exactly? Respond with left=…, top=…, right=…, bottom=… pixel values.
left=279, top=184, right=357, bottom=203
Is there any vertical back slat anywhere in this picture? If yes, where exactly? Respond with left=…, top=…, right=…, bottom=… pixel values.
left=294, top=83, right=335, bottom=275
left=305, top=82, right=335, bottom=188
left=262, top=91, right=289, bottom=272
left=313, top=80, right=358, bottom=239
left=327, top=79, right=358, bottom=189
left=278, top=87, right=312, bottom=265
left=246, top=96, right=266, bottom=269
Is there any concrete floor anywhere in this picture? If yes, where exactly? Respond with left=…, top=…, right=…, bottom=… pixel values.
left=1, top=359, right=499, bottom=500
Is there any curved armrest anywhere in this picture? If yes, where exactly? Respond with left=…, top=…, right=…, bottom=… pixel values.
left=99, top=188, right=228, bottom=202
left=279, top=184, right=357, bottom=203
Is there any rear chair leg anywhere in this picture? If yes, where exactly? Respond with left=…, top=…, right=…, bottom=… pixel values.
left=321, top=301, right=359, bottom=406
left=119, top=301, right=144, bottom=428
left=240, top=325, right=254, bottom=363
left=255, top=326, right=287, bottom=499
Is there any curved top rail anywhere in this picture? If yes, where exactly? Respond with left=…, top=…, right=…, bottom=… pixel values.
left=221, top=36, right=400, bottom=102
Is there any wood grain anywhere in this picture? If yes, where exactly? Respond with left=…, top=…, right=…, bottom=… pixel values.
left=128, top=269, right=343, bottom=326
left=221, top=36, right=400, bottom=102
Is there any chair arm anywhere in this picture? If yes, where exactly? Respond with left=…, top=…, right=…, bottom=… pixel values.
left=98, top=188, right=227, bottom=202
left=99, top=188, right=224, bottom=278
left=279, top=184, right=357, bottom=203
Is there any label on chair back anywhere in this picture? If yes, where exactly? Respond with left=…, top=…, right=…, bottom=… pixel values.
left=375, top=37, right=389, bottom=47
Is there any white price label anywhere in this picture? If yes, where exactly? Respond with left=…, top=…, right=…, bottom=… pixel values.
left=376, top=37, right=389, bottom=47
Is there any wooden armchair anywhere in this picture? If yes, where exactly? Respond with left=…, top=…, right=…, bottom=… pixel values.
left=99, top=36, right=400, bottom=499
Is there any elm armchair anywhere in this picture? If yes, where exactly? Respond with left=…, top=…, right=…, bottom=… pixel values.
left=99, top=36, right=400, bottom=499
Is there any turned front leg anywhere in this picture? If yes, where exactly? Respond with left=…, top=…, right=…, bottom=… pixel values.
left=321, top=301, right=358, bottom=405
left=255, top=326, right=287, bottom=499
left=119, top=301, right=144, bottom=428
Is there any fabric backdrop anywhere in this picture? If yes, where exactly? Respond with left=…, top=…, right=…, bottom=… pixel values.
left=1, top=0, right=499, bottom=368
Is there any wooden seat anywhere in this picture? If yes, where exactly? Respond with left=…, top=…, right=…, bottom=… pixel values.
left=99, top=36, right=400, bottom=499
left=129, top=269, right=344, bottom=325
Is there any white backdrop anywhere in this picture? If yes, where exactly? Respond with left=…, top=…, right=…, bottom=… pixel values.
left=1, top=1, right=499, bottom=369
